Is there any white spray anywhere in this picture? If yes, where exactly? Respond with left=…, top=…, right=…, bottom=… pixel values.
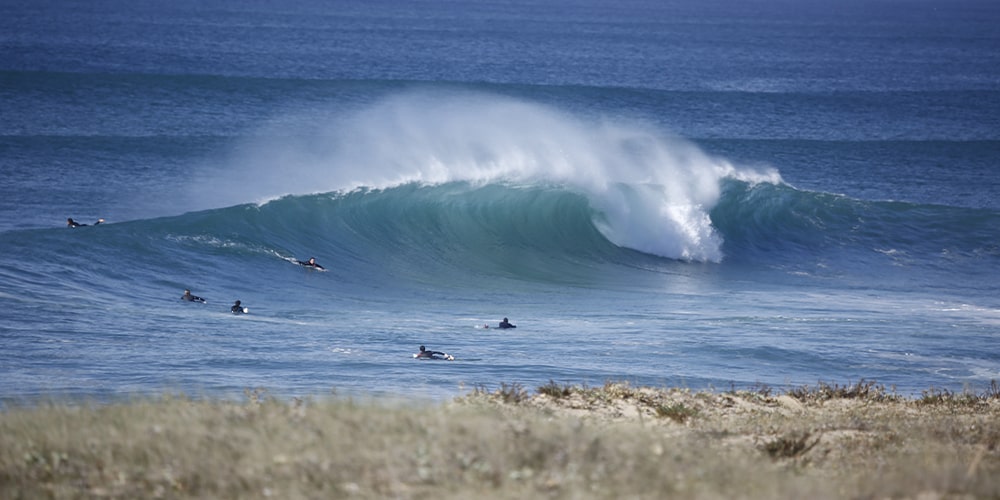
left=192, top=91, right=781, bottom=262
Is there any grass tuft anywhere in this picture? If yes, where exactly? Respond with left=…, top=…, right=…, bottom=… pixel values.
left=786, top=379, right=900, bottom=403
left=918, top=387, right=981, bottom=407
left=466, top=382, right=531, bottom=404
left=986, top=380, right=1000, bottom=400
left=916, top=380, right=1000, bottom=407
left=537, top=380, right=574, bottom=399
left=761, top=431, right=821, bottom=460
left=655, top=403, right=698, bottom=423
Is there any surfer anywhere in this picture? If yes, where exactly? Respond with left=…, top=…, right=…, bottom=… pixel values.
left=67, top=217, right=104, bottom=227
left=295, top=257, right=325, bottom=270
left=414, top=345, right=453, bottom=360
left=498, top=317, right=516, bottom=329
left=181, top=289, right=206, bottom=303
left=231, top=300, right=247, bottom=314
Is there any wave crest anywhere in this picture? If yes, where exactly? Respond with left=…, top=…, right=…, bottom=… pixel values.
left=192, top=91, right=780, bottom=262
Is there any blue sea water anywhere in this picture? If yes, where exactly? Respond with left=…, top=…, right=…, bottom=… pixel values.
left=2, top=0, right=999, bottom=402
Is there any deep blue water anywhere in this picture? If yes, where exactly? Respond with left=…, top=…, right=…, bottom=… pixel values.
left=1, top=0, right=999, bottom=402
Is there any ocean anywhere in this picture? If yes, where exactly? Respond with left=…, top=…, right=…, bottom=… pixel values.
left=2, top=0, right=998, bottom=403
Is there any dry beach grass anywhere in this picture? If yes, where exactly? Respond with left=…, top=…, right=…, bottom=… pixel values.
left=1, top=381, right=998, bottom=499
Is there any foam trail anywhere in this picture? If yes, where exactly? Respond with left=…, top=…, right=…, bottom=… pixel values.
left=194, top=91, right=781, bottom=261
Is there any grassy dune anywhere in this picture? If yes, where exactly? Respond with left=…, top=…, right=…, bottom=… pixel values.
left=2, top=381, right=998, bottom=499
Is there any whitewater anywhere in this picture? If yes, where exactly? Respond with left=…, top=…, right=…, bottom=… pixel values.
left=1, top=0, right=999, bottom=403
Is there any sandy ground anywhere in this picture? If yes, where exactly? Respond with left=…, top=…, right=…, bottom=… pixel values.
left=460, top=382, right=1000, bottom=474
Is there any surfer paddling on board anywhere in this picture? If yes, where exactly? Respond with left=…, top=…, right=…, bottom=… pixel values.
left=67, top=217, right=104, bottom=227
left=231, top=300, right=248, bottom=314
left=295, top=257, right=325, bottom=270
left=498, top=317, right=516, bottom=329
left=414, top=345, right=454, bottom=361
left=181, top=289, right=206, bottom=303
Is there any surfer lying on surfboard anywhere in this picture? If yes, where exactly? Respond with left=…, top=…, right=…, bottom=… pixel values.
left=181, top=289, right=206, bottom=303
left=414, top=345, right=454, bottom=360
left=295, top=257, right=325, bottom=270
left=67, top=217, right=104, bottom=227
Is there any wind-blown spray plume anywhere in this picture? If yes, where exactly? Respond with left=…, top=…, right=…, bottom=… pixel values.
left=194, top=92, right=780, bottom=261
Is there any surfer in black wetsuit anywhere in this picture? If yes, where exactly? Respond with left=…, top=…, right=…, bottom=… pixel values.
left=181, top=289, right=206, bottom=303
left=67, top=217, right=104, bottom=227
left=415, top=345, right=451, bottom=360
left=231, top=300, right=246, bottom=314
left=498, top=317, right=516, bottom=329
left=295, top=257, right=325, bottom=270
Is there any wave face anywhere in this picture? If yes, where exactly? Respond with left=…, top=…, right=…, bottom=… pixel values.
left=12, top=178, right=993, bottom=301
left=251, top=183, right=997, bottom=280
left=711, top=180, right=1000, bottom=285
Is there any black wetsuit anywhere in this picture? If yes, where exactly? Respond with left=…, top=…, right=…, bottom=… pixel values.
left=67, top=218, right=102, bottom=227
left=297, top=260, right=325, bottom=270
left=498, top=320, right=516, bottom=329
left=416, top=347, right=447, bottom=359
left=182, top=292, right=206, bottom=303
left=231, top=302, right=245, bottom=314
